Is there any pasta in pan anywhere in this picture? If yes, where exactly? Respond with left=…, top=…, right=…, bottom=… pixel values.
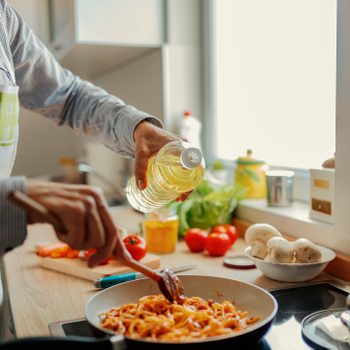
left=99, top=294, right=259, bottom=341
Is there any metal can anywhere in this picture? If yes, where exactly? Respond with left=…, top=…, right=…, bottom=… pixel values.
left=266, top=170, right=294, bottom=207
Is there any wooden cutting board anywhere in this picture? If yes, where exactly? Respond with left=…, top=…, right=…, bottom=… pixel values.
left=40, top=254, right=161, bottom=281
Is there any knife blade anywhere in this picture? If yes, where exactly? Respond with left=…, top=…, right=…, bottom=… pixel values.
left=340, top=310, right=350, bottom=331
left=340, top=294, right=350, bottom=331
left=94, top=264, right=196, bottom=289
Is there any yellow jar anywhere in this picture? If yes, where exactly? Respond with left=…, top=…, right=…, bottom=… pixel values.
left=235, top=150, right=268, bottom=198
left=143, top=208, right=179, bottom=254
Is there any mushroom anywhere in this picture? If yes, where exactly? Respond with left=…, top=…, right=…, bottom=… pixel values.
left=245, top=223, right=282, bottom=259
left=293, top=238, right=322, bottom=263
left=264, top=237, right=294, bottom=263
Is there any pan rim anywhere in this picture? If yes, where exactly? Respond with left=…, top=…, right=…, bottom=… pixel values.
left=85, top=274, right=278, bottom=344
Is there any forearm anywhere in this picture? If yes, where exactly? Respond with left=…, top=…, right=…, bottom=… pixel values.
left=59, top=77, right=163, bottom=157
left=0, top=177, right=27, bottom=254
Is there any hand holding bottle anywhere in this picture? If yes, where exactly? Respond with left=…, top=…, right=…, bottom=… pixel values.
left=129, top=121, right=205, bottom=212
left=133, top=121, right=194, bottom=203
left=133, top=121, right=181, bottom=190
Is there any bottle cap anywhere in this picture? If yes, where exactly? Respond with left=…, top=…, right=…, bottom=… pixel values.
left=223, top=255, right=256, bottom=269
left=180, top=147, right=203, bottom=169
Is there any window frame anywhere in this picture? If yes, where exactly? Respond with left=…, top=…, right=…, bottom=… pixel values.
left=202, top=0, right=350, bottom=255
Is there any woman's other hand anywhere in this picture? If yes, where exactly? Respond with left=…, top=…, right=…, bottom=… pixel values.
left=26, top=180, right=117, bottom=267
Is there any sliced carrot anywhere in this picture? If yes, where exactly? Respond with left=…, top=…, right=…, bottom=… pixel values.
left=36, top=242, right=69, bottom=257
left=50, top=246, right=70, bottom=258
left=66, top=249, right=79, bottom=259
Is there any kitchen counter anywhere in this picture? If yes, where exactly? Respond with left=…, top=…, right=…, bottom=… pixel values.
left=2, top=206, right=346, bottom=338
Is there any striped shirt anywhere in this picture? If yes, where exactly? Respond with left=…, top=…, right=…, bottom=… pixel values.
left=0, top=1, right=161, bottom=252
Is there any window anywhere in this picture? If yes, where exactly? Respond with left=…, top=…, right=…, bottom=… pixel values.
left=206, top=0, right=336, bottom=170
left=203, top=0, right=350, bottom=255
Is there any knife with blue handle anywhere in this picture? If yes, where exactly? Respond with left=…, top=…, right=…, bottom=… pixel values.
left=94, top=264, right=196, bottom=289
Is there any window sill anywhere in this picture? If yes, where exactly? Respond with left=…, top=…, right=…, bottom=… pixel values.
left=235, top=199, right=335, bottom=243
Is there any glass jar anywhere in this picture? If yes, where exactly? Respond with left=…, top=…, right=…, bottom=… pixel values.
left=143, top=208, right=179, bottom=254
left=235, top=149, right=268, bottom=199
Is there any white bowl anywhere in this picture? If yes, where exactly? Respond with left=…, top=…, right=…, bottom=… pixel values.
left=245, top=245, right=336, bottom=282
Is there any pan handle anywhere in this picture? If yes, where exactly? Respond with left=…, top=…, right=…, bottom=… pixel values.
left=110, top=334, right=127, bottom=350
left=0, top=336, right=116, bottom=350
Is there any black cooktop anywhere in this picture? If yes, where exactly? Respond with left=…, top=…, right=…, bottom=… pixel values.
left=49, top=282, right=348, bottom=350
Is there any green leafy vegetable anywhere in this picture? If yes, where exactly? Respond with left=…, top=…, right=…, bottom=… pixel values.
left=211, top=160, right=225, bottom=170
left=171, top=180, right=245, bottom=236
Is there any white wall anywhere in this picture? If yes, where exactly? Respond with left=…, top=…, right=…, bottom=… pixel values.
left=86, top=49, right=164, bottom=190
left=162, top=0, right=202, bottom=133
left=8, top=0, right=50, bottom=42
left=13, top=112, right=85, bottom=177
left=92, top=50, right=163, bottom=118
left=334, top=0, right=350, bottom=253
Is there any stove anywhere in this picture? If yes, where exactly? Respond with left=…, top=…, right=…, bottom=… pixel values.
left=49, top=282, right=349, bottom=350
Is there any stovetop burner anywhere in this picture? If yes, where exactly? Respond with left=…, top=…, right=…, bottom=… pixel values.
left=49, top=282, right=349, bottom=350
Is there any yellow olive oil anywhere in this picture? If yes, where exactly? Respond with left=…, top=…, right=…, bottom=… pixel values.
left=126, top=142, right=204, bottom=212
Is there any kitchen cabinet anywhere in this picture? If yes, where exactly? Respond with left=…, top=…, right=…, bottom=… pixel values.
left=75, top=0, right=163, bottom=45
left=48, top=0, right=164, bottom=78
left=47, top=0, right=202, bottom=132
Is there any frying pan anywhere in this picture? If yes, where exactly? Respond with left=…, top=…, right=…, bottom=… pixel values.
left=85, top=275, right=277, bottom=349
left=0, top=275, right=277, bottom=350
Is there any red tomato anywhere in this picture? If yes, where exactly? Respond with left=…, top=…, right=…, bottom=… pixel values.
left=81, top=248, right=110, bottom=265
left=123, top=235, right=147, bottom=261
left=98, top=258, right=112, bottom=265
left=211, top=224, right=238, bottom=246
left=206, top=232, right=231, bottom=257
left=184, top=228, right=208, bottom=253
left=81, top=248, right=97, bottom=261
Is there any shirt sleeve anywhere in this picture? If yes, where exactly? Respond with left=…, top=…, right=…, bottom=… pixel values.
left=4, top=2, right=163, bottom=158
left=0, top=177, right=27, bottom=253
